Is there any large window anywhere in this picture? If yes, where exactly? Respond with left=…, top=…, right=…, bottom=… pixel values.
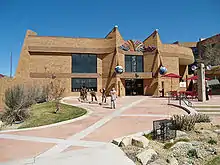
left=125, top=55, right=143, bottom=72
left=71, top=78, right=97, bottom=92
left=72, top=54, right=97, bottom=73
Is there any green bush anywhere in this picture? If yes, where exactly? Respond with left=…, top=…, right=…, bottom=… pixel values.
left=187, top=149, right=198, bottom=158
left=205, top=156, right=220, bottom=165
left=28, top=86, right=49, bottom=104
left=170, top=114, right=211, bottom=131
left=171, top=115, right=196, bottom=131
left=208, top=139, right=217, bottom=145
left=163, top=138, right=190, bottom=149
left=1, top=85, right=31, bottom=125
left=144, top=132, right=153, bottom=140
left=164, top=142, right=173, bottom=149
left=194, top=114, right=211, bottom=123
left=176, top=138, right=190, bottom=143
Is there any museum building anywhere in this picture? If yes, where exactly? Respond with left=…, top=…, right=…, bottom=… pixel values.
left=13, top=26, right=194, bottom=97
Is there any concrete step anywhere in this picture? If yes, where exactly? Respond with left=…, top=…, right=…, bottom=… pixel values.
left=195, top=108, right=220, bottom=112
left=199, top=112, right=220, bottom=115
left=193, top=105, right=220, bottom=108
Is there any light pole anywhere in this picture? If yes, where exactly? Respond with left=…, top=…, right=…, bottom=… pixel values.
left=197, top=63, right=206, bottom=102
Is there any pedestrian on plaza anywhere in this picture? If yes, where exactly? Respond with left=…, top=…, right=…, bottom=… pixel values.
left=205, top=80, right=210, bottom=101
left=78, top=86, right=84, bottom=102
left=110, top=88, right=117, bottom=109
left=83, top=86, right=88, bottom=101
left=100, top=88, right=107, bottom=103
left=90, top=88, right=97, bottom=102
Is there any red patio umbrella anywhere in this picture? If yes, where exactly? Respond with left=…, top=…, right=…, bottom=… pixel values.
left=186, top=75, right=211, bottom=81
left=162, top=73, right=182, bottom=91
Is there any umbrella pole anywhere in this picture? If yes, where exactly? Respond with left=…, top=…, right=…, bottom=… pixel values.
left=171, top=78, right=172, bottom=91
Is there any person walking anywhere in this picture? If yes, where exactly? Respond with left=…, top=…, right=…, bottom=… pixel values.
left=83, top=86, right=88, bottom=101
left=78, top=86, right=84, bottom=102
left=205, top=80, right=210, bottom=101
left=110, top=88, right=117, bottom=109
left=90, top=88, right=97, bottom=102
left=100, top=88, right=107, bottom=103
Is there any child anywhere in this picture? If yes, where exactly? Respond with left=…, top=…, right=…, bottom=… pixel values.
left=110, top=88, right=117, bottom=109
left=100, top=88, right=107, bottom=103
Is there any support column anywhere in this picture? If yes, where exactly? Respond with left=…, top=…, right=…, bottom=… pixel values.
left=197, top=63, right=206, bottom=102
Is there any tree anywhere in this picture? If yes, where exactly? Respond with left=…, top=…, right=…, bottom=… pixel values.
left=200, top=43, right=220, bottom=66
left=44, top=67, right=65, bottom=113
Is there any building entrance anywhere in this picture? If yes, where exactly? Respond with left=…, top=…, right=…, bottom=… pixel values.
left=125, top=79, right=144, bottom=96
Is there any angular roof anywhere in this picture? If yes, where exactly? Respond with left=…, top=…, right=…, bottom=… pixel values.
left=173, top=41, right=197, bottom=48
left=143, top=29, right=162, bottom=47
left=198, top=33, right=220, bottom=45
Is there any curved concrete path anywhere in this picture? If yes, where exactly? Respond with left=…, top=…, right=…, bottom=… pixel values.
left=0, top=96, right=187, bottom=164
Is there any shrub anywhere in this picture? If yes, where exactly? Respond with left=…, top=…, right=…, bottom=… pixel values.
left=208, top=139, right=217, bottom=145
left=144, top=132, right=153, bottom=140
left=170, top=114, right=210, bottom=131
left=164, top=142, right=173, bottom=149
left=205, top=156, right=220, bottom=165
left=171, top=115, right=196, bottom=131
left=187, top=149, right=198, bottom=158
left=48, top=78, right=65, bottom=113
left=176, top=138, right=190, bottom=143
left=30, top=86, right=49, bottom=104
left=194, top=114, right=211, bottom=123
left=163, top=138, right=190, bottom=149
left=1, top=85, right=31, bottom=125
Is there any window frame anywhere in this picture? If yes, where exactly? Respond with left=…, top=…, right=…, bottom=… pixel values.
left=71, top=78, right=97, bottom=92
left=72, top=54, right=97, bottom=73
left=125, top=55, right=144, bottom=72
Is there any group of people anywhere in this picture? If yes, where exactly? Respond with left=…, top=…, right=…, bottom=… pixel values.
left=78, top=86, right=117, bottom=109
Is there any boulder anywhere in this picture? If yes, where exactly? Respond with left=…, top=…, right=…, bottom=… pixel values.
left=206, top=147, right=217, bottom=155
left=148, top=158, right=168, bottom=165
left=194, top=123, right=212, bottom=130
left=121, top=145, right=144, bottom=163
left=166, top=156, right=179, bottom=165
left=136, top=149, right=157, bottom=165
left=194, top=142, right=211, bottom=159
left=132, top=136, right=149, bottom=148
left=196, top=130, right=218, bottom=141
left=171, top=142, right=194, bottom=158
left=176, top=130, right=187, bottom=137
left=119, top=137, right=132, bottom=147
left=175, top=130, right=189, bottom=141
left=190, top=141, right=202, bottom=147
left=214, top=129, right=220, bottom=134
left=0, top=120, right=3, bottom=128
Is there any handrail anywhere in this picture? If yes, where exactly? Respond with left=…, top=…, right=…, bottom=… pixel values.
left=179, top=94, right=192, bottom=107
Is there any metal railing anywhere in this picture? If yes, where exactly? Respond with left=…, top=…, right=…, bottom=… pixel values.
left=179, top=94, right=192, bottom=107
left=167, top=92, right=193, bottom=108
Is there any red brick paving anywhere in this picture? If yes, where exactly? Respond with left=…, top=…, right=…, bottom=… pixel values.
left=1, top=96, right=215, bottom=163
left=5, top=115, right=103, bottom=139
left=0, top=139, right=54, bottom=162
left=82, top=116, right=166, bottom=142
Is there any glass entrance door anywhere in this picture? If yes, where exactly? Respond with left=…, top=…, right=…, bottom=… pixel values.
left=125, top=79, right=143, bottom=96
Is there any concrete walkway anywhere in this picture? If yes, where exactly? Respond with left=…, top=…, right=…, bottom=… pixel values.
left=4, top=143, right=135, bottom=165
left=0, top=96, right=187, bottom=164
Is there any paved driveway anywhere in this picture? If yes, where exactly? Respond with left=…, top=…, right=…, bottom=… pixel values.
left=0, top=96, right=187, bottom=164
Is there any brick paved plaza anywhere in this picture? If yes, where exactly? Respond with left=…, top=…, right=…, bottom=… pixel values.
left=0, top=96, right=219, bottom=164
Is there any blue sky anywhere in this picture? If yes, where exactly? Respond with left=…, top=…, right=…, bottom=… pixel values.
left=0, top=0, right=219, bottom=76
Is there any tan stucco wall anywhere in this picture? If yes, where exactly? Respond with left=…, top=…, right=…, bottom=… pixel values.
left=160, top=56, right=179, bottom=93
left=0, top=27, right=195, bottom=107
